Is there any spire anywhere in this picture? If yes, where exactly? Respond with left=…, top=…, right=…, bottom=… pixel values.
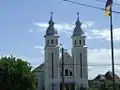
left=48, top=12, right=54, bottom=26
left=72, top=12, right=84, bottom=37
left=45, top=12, right=58, bottom=36
left=75, top=12, right=81, bottom=26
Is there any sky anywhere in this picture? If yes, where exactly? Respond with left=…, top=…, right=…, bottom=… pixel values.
left=0, top=0, right=120, bottom=79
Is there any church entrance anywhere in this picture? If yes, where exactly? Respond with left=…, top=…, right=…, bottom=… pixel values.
left=60, top=83, right=75, bottom=90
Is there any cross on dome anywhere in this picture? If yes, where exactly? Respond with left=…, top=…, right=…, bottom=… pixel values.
left=77, top=12, right=79, bottom=20
left=50, top=12, right=53, bottom=20
left=49, top=12, right=54, bottom=26
left=75, top=12, right=81, bottom=26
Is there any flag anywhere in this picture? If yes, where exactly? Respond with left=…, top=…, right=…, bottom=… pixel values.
left=105, top=0, right=113, bottom=16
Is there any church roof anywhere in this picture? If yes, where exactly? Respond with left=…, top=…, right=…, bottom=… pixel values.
left=33, top=52, right=72, bottom=73
left=59, top=51, right=72, bottom=60
left=72, top=12, right=84, bottom=37
left=33, top=63, right=44, bottom=72
left=64, top=52, right=72, bottom=58
left=45, top=12, right=58, bottom=36
left=59, top=52, right=73, bottom=65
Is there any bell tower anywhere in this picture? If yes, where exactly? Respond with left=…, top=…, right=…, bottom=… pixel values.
left=72, top=12, right=88, bottom=90
left=44, top=12, right=60, bottom=90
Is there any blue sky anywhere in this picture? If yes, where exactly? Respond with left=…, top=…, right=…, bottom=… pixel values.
left=0, top=0, right=120, bottom=79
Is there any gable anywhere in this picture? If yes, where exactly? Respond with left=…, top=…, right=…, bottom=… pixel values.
left=33, top=63, right=44, bottom=72
left=59, top=52, right=73, bottom=65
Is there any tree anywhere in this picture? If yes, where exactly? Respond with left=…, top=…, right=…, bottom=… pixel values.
left=0, top=55, right=36, bottom=90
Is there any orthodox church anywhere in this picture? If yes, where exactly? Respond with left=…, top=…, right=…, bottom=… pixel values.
left=33, top=12, right=88, bottom=90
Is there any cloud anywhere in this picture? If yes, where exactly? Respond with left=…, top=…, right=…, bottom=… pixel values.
left=33, top=22, right=74, bottom=34
left=82, top=21, right=94, bottom=29
left=32, top=45, right=120, bottom=68
left=33, top=45, right=44, bottom=55
left=32, top=21, right=94, bottom=35
left=34, top=45, right=44, bottom=50
left=87, top=48, right=120, bottom=79
left=33, top=22, right=120, bottom=41
left=30, top=21, right=120, bottom=41
left=90, top=28, right=120, bottom=41
left=115, top=0, right=120, bottom=3
left=88, top=48, right=120, bottom=64
left=29, top=44, right=120, bottom=79
left=29, top=21, right=120, bottom=78
left=88, top=48, right=120, bottom=78
left=28, top=45, right=44, bottom=56
left=32, top=45, right=120, bottom=65
left=28, top=29, right=33, bottom=33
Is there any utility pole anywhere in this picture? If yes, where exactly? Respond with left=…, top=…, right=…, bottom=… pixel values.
left=110, top=1, right=116, bottom=90
left=61, top=47, right=65, bottom=90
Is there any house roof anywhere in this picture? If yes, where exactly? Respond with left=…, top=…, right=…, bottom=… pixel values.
left=93, top=71, right=120, bottom=81
left=104, top=71, right=120, bottom=81
left=93, top=74, right=106, bottom=81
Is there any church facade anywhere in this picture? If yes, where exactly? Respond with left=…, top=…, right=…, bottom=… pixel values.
left=33, top=13, right=88, bottom=90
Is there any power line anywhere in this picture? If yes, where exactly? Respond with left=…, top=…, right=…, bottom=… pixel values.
left=60, top=63, right=120, bottom=66
left=63, top=0, right=120, bottom=14
left=96, top=0, right=120, bottom=7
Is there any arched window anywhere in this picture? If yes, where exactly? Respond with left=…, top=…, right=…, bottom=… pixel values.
left=79, top=40, right=81, bottom=45
left=65, top=69, right=69, bottom=76
left=51, top=40, right=54, bottom=44
left=52, top=53, right=54, bottom=78
left=36, top=79, right=38, bottom=87
left=64, top=69, right=73, bottom=76
left=83, top=40, right=85, bottom=45
left=80, top=53, right=82, bottom=78
left=61, top=72, right=62, bottom=76
left=70, top=71, right=73, bottom=76
left=74, top=40, right=76, bottom=45
left=42, top=86, right=44, bottom=90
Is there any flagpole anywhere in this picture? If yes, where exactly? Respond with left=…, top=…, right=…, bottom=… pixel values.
left=110, top=1, right=116, bottom=90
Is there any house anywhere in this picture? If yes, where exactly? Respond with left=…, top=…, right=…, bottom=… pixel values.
left=89, top=71, right=120, bottom=90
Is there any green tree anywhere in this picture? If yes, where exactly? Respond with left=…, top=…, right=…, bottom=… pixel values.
left=0, top=55, right=36, bottom=90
